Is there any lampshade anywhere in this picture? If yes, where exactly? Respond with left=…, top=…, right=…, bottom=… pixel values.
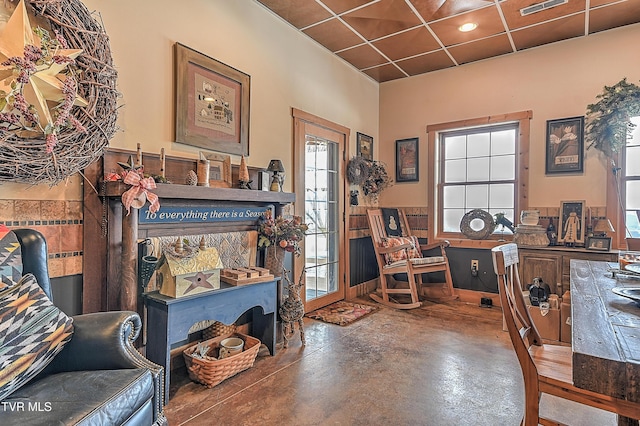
left=267, top=159, right=284, bottom=173
left=594, top=218, right=615, bottom=234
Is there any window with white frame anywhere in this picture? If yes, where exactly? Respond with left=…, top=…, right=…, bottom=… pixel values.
left=439, top=123, right=518, bottom=234
left=623, top=116, right=640, bottom=237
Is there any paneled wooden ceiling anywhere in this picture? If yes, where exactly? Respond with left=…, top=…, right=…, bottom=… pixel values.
left=255, top=0, right=640, bottom=82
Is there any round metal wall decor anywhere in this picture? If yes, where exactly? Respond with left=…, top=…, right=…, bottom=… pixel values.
left=0, top=0, right=119, bottom=185
left=460, top=209, right=495, bottom=240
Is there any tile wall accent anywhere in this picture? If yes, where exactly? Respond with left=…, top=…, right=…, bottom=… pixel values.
left=0, top=199, right=83, bottom=278
left=348, top=206, right=429, bottom=239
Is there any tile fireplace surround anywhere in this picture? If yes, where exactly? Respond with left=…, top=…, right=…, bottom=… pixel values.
left=0, top=199, right=82, bottom=278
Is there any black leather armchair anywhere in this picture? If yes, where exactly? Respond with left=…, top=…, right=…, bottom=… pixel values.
left=0, top=229, right=167, bottom=425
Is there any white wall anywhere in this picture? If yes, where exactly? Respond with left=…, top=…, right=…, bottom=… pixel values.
left=0, top=0, right=379, bottom=199
left=378, top=23, right=640, bottom=209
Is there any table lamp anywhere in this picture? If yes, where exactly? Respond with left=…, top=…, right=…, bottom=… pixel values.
left=593, top=218, right=615, bottom=237
left=267, top=159, right=284, bottom=192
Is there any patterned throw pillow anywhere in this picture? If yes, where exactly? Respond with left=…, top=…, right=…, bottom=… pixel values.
left=0, top=225, right=22, bottom=291
left=0, top=273, right=74, bottom=400
left=381, top=236, right=422, bottom=265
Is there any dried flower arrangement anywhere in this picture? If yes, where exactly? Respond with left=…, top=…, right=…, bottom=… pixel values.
left=257, top=210, right=308, bottom=256
left=0, top=0, right=118, bottom=185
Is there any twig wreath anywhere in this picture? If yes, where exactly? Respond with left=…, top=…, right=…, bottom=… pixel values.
left=585, top=78, right=640, bottom=158
left=347, top=156, right=391, bottom=201
left=0, top=0, right=118, bottom=185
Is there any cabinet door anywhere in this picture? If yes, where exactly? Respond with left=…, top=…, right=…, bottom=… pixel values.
left=519, top=252, right=562, bottom=295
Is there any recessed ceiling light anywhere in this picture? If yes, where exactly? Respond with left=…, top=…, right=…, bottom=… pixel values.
left=458, top=22, right=477, bottom=32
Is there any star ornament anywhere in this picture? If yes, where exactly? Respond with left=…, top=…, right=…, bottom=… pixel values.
left=183, top=271, right=216, bottom=295
left=0, top=0, right=87, bottom=131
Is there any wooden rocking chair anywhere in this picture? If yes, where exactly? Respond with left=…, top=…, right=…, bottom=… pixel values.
left=366, top=208, right=456, bottom=309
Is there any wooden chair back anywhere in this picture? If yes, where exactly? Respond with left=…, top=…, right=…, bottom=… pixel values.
left=491, top=244, right=543, bottom=379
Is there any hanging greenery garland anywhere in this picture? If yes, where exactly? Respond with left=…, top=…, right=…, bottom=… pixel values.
left=585, top=78, right=640, bottom=157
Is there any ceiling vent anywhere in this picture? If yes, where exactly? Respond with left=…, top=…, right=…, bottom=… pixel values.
left=520, top=0, right=568, bottom=16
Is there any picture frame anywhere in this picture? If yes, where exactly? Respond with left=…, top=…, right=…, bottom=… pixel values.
left=204, top=152, right=232, bottom=188
left=356, top=132, right=373, bottom=161
left=174, top=43, right=250, bottom=156
left=558, top=200, right=586, bottom=246
left=395, top=137, right=419, bottom=182
left=545, top=116, right=584, bottom=174
left=587, top=236, right=612, bottom=251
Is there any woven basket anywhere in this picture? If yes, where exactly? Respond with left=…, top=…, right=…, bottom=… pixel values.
left=183, top=333, right=260, bottom=388
left=202, top=321, right=237, bottom=340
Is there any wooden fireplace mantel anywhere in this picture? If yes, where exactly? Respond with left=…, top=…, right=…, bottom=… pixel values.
left=83, top=148, right=295, bottom=314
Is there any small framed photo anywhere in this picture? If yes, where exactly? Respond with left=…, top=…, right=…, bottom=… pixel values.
left=558, top=200, right=586, bottom=246
left=587, top=236, right=612, bottom=251
left=356, top=132, right=373, bottom=161
left=203, top=152, right=232, bottom=188
left=396, top=137, right=419, bottom=182
left=545, top=116, right=584, bottom=174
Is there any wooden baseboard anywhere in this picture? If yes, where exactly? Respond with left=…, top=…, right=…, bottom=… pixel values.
left=455, top=289, right=501, bottom=308
left=347, top=278, right=378, bottom=300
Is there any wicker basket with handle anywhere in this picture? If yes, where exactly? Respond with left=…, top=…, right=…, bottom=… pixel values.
left=183, top=332, right=260, bottom=388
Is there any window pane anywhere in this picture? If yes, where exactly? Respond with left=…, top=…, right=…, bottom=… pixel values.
left=466, top=184, right=488, bottom=209
left=491, top=130, right=516, bottom=155
left=626, top=146, right=640, bottom=177
left=467, top=133, right=490, bottom=158
left=445, top=135, right=466, bottom=159
left=445, top=159, right=466, bottom=182
left=443, top=185, right=465, bottom=208
left=491, top=155, right=515, bottom=180
left=443, top=209, right=465, bottom=233
left=467, top=157, right=490, bottom=182
left=490, top=184, right=514, bottom=209
left=627, top=181, right=640, bottom=210
left=626, top=211, right=640, bottom=238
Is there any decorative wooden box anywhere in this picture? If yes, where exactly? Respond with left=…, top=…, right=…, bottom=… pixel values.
left=158, top=247, right=223, bottom=298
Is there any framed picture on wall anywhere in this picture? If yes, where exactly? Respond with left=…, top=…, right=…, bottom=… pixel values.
left=395, top=137, right=419, bottom=182
left=356, top=132, right=373, bottom=161
left=174, top=43, right=250, bottom=156
left=545, top=116, right=584, bottom=174
left=558, top=200, right=586, bottom=246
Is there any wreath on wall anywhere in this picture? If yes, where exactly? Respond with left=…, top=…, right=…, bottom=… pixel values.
left=0, top=0, right=118, bottom=185
left=347, top=156, right=391, bottom=201
left=585, top=78, right=640, bottom=158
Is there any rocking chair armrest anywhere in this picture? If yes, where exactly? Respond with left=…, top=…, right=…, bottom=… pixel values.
left=378, top=243, right=413, bottom=254
left=419, top=240, right=451, bottom=251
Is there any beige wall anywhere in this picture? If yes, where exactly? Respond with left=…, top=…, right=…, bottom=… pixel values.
left=378, top=23, right=640, bottom=210
left=0, top=0, right=379, bottom=199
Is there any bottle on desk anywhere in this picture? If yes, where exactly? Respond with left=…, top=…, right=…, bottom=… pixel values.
left=546, top=217, right=557, bottom=246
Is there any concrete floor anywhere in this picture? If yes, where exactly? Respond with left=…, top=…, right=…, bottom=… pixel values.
left=164, top=299, right=616, bottom=426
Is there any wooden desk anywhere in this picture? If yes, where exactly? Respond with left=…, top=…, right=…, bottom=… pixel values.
left=570, top=259, right=640, bottom=423
left=144, top=280, right=277, bottom=403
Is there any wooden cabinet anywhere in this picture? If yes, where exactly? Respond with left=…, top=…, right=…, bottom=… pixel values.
left=518, top=246, right=617, bottom=295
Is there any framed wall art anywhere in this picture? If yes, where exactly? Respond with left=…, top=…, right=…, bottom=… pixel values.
left=558, top=200, right=586, bottom=246
left=174, top=43, right=250, bottom=156
left=395, top=137, right=419, bottom=182
left=356, top=132, right=373, bottom=161
left=545, top=116, right=584, bottom=174
left=587, top=236, right=612, bottom=251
